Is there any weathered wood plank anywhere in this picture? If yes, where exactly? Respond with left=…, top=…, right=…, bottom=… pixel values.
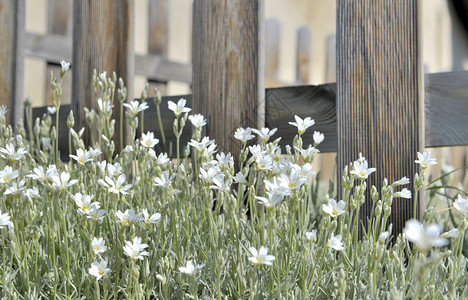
left=192, top=0, right=264, bottom=156
left=336, top=0, right=423, bottom=235
left=325, top=34, right=336, bottom=82
left=24, top=33, right=191, bottom=84
left=0, top=0, right=25, bottom=126
left=30, top=71, right=468, bottom=157
left=72, top=0, right=134, bottom=150
left=45, top=0, right=72, bottom=105
left=296, top=26, right=311, bottom=84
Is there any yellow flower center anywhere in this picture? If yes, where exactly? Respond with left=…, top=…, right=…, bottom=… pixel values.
left=359, top=171, right=366, bottom=177
left=98, top=270, right=104, bottom=275
left=82, top=206, right=89, bottom=212
left=78, top=158, right=85, bottom=164
left=332, top=209, right=339, bottom=216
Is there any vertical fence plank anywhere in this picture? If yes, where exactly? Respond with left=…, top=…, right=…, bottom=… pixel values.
left=46, top=0, right=72, bottom=105
left=148, top=0, right=169, bottom=95
left=0, top=0, right=24, bottom=126
left=336, top=0, right=423, bottom=236
left=325, top=34, right=336, bottom=82
left=296, top=26, right=311, bottom=84
left=192, top=0, right=264, bottom=158
left=72, top=0, right=134, bottom=150
left=265, top=18, right=280, bottom=86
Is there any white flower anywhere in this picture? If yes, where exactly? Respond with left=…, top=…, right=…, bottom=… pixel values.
left=0, top=166, right=19, bottom=184
left=154, top=171, right=175, bottom=188
left=248, top=246, right=275, bottom=266
left=89, top=259, right=111, bottom=280
left=328, top=233, right=344, bottom=251
left=278, top=169, right=307, bottom=190
left=51, top=172, right=79, bottom=191
left=99, top=71, right=107, bottom=81
left=141, top=132, right=159, bottom=148
left=98, top=174, right=132, bottom=195
left=350, top=159, right=376, bottom=180
left=394, top=188, right=412, bottom=199
left=199, top=167, right=222, bottom=184
left=155, top=153, right=170, bottom=165
left=441, top=228, right=460, bottom=239
left=234, top=127, right=255, bottom=143
left=313, top=131, right=324, bottom=145
left=116, top=209, right=144, bottom=227
left=87, top=203, right=106, bottom=221
left=415, top=151, right=437, bottom=169
left=71, top=193, right=98, bottom=215
left=142, top=209, right=161, bottom=226
left=123, top=100, right=149, bottom=116
left=215, top=152, right=233, bottom=169
left=233, top=172, right=248, bottom=184
left=454, top=194, right=468, bottom=215
left=403, top=219, right=448, bottom=251
left=255, top=193, right=284, bottom=209
left=209, top=175, right=231, bottom=192
left=322, top=197, right=346, bottom=218
left=122, top=145, right=135, bottom=153
left=168, top=98, right=191, bottom=117
left=0, top=211, right=13, bottom=229
left=69, top=148, right=93, bottom=166
left=188, top=114, right=207, bottom=128
left=179, top=260, right=204, bottom=276
left=107, top=162, right=123, bottom=178
left=123, top=237, right=149, bottom=261
left=42, top=137, right=51, bottom=148
left=0, top=105, right=8, bottom=122
left=0, top=143, right=28, bottom=162
left=23, top=187, right=40, bottom=199
left=378, top=232, right=390, bottom=244
left=297, top=145, right=319, bottom=162
left=60, top=60, right=70, bottom=73
left=264, top=177, right=291, bottom=197
left=97, top=98, right=112, bottom=114
left=289, top=115, right=315, bottom=135
left=305, top=230, right=317, bottom=242
left=4, top=179, right=26, bottom=196
left=91, top=237, right=107, bottom=255
left=252, top=127, right=277, bottom=143
left=47, top=106, right=57, bottom=114
left=392, top=176, right=410, bottom=187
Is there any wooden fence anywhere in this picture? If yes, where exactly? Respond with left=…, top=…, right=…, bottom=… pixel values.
left=1, top=0, right=468, bottom=235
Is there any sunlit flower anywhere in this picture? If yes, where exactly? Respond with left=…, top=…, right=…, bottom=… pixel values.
left=60, top=60, right=70, bottom=73
left=107, top=162, right=123, bottom=178
left=72, top=193, right=98, bottom=215
left=252, top=127, right=277, bottom=143
left=142, top=209, right=161, bottom=226
left=289, top=115, right=315, bottom=135
left=322, top=198, right=346, bottom=218
left=233, top=172, right=248, bottom=184
left=278, top=169, right=307, bottom=190
left=378, top=232, right=390, bottom=244
left=350, top=159, right=376, bottom=180
left=89, top=259, right=111, bottom=280
left=403, top=219, right=448, bottom=251
left=255, top=193, right=283, bottom=208
left=0, top=143, right=28, bottom=162
left=51, top=172, right=79, bottom=192
left=98, top=174, right=132, bottom=195
left=234, top=127, right=255, bottom=143
left=0, top=105, right=8, bottom=122
left=0, top=166, right=19, bottom=184
left=116, top=209, right=144, bottom=227
left=209, top=175, right=231, bottom=192
left=23, top=187, right=40, bottom=199
left=188, top=114, right=207, bottom=128
left=141, top=132, right=159, bottom=148
left=97, top=98, right=112, bottom=114
left=394, top=188, right=412, bottom=199
left=305, top=230, right=317, bottom=242
left=0, top=211, right=13, bottom=229
left=4, top=179, right=26, bottom=196
left=248, top=246, right=275, bottom=266
left=155, top=153, right=170, bottom=165
left=297, top=145, right=319, bottom=162
left=123, top=237, right=149, bottom=261
left=328, top=233, right=344, bottom=251
left=69, top=148, right=93, bottom=166
left=179, top=260, right=204, bottom=276
left=441, top=228, right=460, bottom=239
left=123, top=100, right=149, bottom=116
left=454, top=194, right=468, bottom=215
left=313, top=131, right=324, bottom=145
left=392, top=176, right=410, bottom=187
left=47, top=106, right=57, bottom=114
left=91, top=237, right=107, bottom=255
left=415, top=151, right=437, bottom=169
left=168, top=98, right=191, bottom=117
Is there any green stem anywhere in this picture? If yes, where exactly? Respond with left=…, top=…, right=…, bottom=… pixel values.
left=156, top=104, right=166, bottom=151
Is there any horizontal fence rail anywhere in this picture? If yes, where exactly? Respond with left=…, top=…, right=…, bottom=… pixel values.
left=31, top=70, right=468, bottom=158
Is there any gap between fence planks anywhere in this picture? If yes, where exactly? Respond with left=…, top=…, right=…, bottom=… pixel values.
left=31, top=71, right=468, bottom=158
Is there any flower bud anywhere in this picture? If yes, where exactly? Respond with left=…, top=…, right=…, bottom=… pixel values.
left=371, top=185, right=379, bottom=202
left=67, top=111, right=74, bottom=128
left=154, top=87, right=162, bottom=105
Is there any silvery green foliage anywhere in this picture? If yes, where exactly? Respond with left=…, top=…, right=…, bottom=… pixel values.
left=0, top=73, right=466, bottom=299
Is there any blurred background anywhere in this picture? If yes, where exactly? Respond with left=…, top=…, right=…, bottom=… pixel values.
left=23, top=0, right=468, bottom=188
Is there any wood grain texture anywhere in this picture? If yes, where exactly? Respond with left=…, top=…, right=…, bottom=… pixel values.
left=336, top=0, right=423, bottom=235
left=46, top=0, right=72, bottom=105
left=296, top=26, right=311, bottom=84
left=192, top=0, right=264, bottom=156
left=0, top=0, right=24, bottom=126
left=31, top=70, right=468, bottom=158
left=72, top=0, right=134, bottom=150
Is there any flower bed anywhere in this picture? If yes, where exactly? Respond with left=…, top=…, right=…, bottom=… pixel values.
left=0, top=67, right=467, bottom=299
